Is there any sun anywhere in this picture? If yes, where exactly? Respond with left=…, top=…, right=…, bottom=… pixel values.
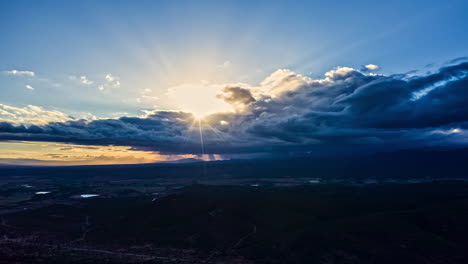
left=167, top=82, right=232, bottom=118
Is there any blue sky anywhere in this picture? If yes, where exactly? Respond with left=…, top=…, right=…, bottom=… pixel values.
left=1, top=0, right=467, bottom=116
left=1, top=1, right=468, bottom=165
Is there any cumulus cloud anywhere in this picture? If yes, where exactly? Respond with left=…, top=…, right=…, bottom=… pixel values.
left=1, top=60, right=468, bottom=156
left=0, top=104, right=71, bottom=125
left=5, top=70, right=35, bottom=77
left=217, top=86, right=256, bottom=111
left=25, top=84, right=34, bottom=90
left=105, top=74, right=115, bottom=82
left=257, top=69, right=312, bottom=98
left=361, top=64, right=380, bottom=72
left=80, top=76, right=93, bottom=85
left=70, top=74, right=120, bottom=90
left=105, top=73, right=120, bottom=87
left=324, top=66, right=361, bottom=80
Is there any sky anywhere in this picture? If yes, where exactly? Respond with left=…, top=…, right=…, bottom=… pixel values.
left=1, top=0, right=468, bottom=165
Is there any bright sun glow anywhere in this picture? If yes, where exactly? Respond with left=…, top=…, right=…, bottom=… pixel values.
left=167, top=82, right=232, bottom=118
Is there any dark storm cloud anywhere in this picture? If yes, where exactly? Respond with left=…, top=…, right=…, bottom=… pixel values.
left=0, top=111, right=199, bottom=154
left=1, top=60, right=468, bottom=156
left=446, top=56, right=468, bottom=65
left=218, top=86, right=256, bottom=107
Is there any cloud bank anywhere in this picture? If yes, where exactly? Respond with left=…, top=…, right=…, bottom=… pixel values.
left=1, top=59, right=468, bottom=157
left=0, top=104, right=71, bottom=125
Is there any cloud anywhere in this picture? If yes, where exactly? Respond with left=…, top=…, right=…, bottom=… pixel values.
left=325, top=66, right=361, bottom=80
left=70, top=73, right=120, bottom=90
left=1, top=60, right=468, bottom=157
left=105, top=73, right=120, bottom=87
left=361, top=64, right=380, bottom=72
left=25, top=85, right=34, bottom=90
left=80, top=76, right=93, bottom=85
left=257, top=69, right=312, bottom=98
left=217, top=86, right=256, bottom=111
left=218, top=60, right=232, bottom=69
left=447, top=57, right=468, bottom=65
left=105, top=74, right=116, bottom=82
left=0, top=104, right=71, bottom=125
left=5, top=70, right=35, bottom=77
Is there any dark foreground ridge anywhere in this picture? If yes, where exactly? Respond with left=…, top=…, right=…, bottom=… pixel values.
left=1, top=183, right=468, bottom=264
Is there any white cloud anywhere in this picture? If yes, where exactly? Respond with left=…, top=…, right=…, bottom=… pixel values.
left=25, top=85, right=34, bottom=90
left=218, top=60, right=232, bottom=69
left=80, top=76, right=93, bottom=85
left=0, top=104, right=71, bottom=125
left=258, top=69, right=311, bottom=98
left=0, top=108, right=15, bottom=117
left=364, top=64, right=380, bottom=71
left=98, top=85, right=105, bottom=91
left=5, top=70, right=35, bottom=77
left=105, top=74, right=115, bottom=82
left=105, top=74, right=120, bottom=87
left=325, top=66, right=357, bottom=79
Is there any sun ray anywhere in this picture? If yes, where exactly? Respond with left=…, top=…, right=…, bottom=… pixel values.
left=197, top=118, right=206, bottom=159
left=204, top=122, right=228, bottom=141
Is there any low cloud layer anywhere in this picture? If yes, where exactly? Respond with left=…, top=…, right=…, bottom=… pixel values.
left=1, top=59, right=468, bottom=157
left=5, top=70, right=35, bottom=77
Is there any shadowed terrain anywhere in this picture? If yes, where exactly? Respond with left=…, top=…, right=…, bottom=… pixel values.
left=1, top=150, right=468, bottom=263
left=1, top=182, right=468, bottom=263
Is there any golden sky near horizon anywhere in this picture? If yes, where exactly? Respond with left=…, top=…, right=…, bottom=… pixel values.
left=0, top=141, right=195, bottom=166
